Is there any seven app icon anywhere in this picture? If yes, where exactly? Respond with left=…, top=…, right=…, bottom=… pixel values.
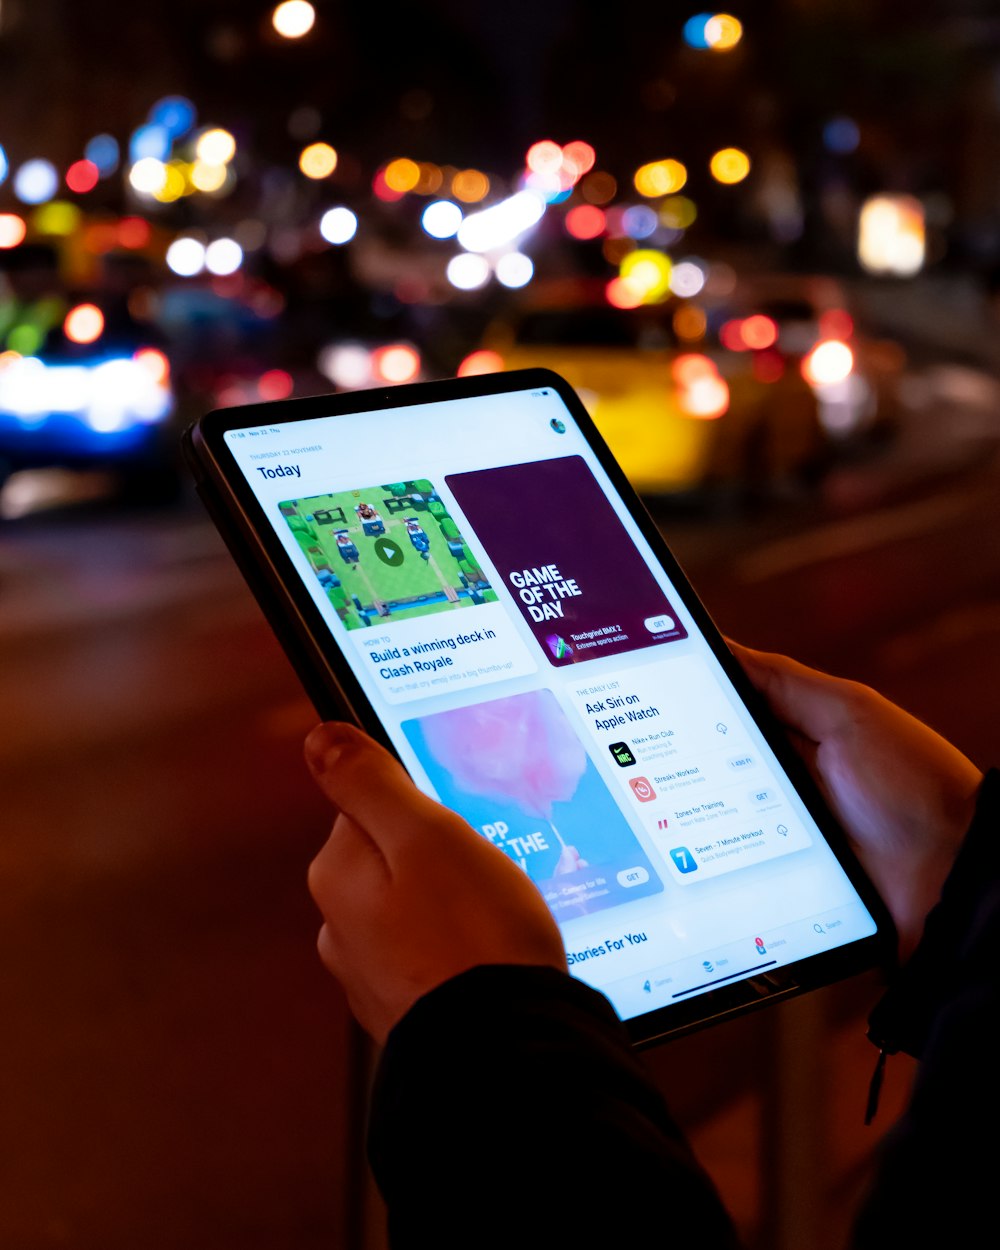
left=609, top=741, right=636, bottom=767
left=629, top=776, right=656, bottom=802
left=669, top=846, right=698, bottom=874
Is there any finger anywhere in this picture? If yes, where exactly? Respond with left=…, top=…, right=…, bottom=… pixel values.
left=307, top=811, right=389, bottom=916
left=726, top=640, right=858, bottom=743
left=304, top=721, right=458, bottom=853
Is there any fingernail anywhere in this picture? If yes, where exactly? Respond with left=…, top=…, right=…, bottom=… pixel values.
left=304, top=723, right=346, bottom=775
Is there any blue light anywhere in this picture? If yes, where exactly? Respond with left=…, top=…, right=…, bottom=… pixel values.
left=0, top=145, right=8, bottom=186
left=149, top=96, right=197, bottom=140
left=683, top=13, right=713, bottom=49
left=622, top=204, right=658, bottom=239
left=85, top=134, right=120, bottom=175
left=129, top=124, right=172, bottom=163
left=14, top=159, right=58, bottom=204
left=823, top=116, right=860, bottom=155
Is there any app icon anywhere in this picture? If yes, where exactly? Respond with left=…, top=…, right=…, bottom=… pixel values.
left=669, top=846, right=698, bottom=873
left=702, top=960, right=714, bottom=974
left=545, top=633, right=573, bottom=660
left=628, top=776, right=656, bottom=802
left=609, top=741, right=636, bottom=767
left=755, top=936, right=767, bottom=955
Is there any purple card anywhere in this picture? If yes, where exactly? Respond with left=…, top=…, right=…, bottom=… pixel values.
left=446, top=456, right=687, bottom=666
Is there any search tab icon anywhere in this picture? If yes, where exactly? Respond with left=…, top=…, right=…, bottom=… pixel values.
left=813, top=923, right=825, bottom=935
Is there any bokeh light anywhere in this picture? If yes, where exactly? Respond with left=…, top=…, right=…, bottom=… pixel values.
left=190, top=161, right=229, bottom=193
left=858, top=194, right=925, bottom=275
left=0, top=214, right=27, bottom=248
left=319, top=207, right=358, bottom=244
left=669, top=260, right=707, bottom=297
left=299, top=142, right=337, bottom=179
left=65, top=160, right=99, bottom=194
left=824, top=116, right=861, bottom=155
left=705, top=14, right=743, bottom=49
left=272, top=1, right=316, bottom=38
left=710, top=148, right=751, bottom=184
left=802, top=339, right=854, bottom=386
left=457, top=350, right=504, bottom=377
left=384, top=158, right=420, bottom=193
left=620, top=248, right=673, bottom=303
left=32, top=202, right=81, bottom=236
left=14, top=159, right=58, bottom=204
left=421, top=200, right=463, bottom=239
left=581, top=171, right=617, bottom=204
left=129, top=158, right=168, bottom=196
left=0, top=145, right=8, bottom=186
left=565, top=204, right=606, bottom=240
left=634, top=159, right=687, bottom=197
left=451, top=169, right=490, bottom=203
left=372, top=344, right=420, bottom=384
left=660, top=196, right=698, bottom=229
left=495, top=252, right=534, bottom=288
left=205, top=238, right=243, bottom=275
left=196, top=128, right=237, bottom=166
left=150, top=96, right=197, bottom=140
left=526, top=141, right=563, bottom=174
left=64, top=304, right=105, bottom=344
left=85, top=134, right=119, bottom=175
left=621, top=205, right=658, bottom=239
left=258, top=369, right=294, bottom=400
left=447, top=253, right=490, bottom=290
left=166, top=236, right=207, bottom=276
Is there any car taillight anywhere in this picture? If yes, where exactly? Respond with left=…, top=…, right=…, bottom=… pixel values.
left=457, top=349, right=504, bottom=377
left=372, top=344, right=421, bottom=384
left=802, top=339, right=853, bottom=387
left=673, top=353, right=729, bottom=419
left=133, top=348, right=170, bottom=385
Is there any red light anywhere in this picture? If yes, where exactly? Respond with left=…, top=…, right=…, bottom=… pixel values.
left=819, top=308, right=854, bottom=340
left=65, top=159, right=99, bottom=194
left=118, top=216, right=151, bottom=249
left=741, top=314, right=778, bottom=350
left=457, top=350, right=504, bottom=377
left=752, top=350, right=785, bottom=383
left=258, top=369, right=294, bottom=400
left=64, top=303, right=105, bottom=344
left=133, top=347, right=170, bottom=384
left=719, top=319, right=749, bottom=351
left=606, top=277, right=643, bottom=309
left=565, top=205, right=606, bottom=240
left=373, top=168, right=405, bottom=202
left=562, top=141, right=596, bottom=176
left=526, top=140, right=562, bottom=174
left=372, top=344, right=420, bottom=383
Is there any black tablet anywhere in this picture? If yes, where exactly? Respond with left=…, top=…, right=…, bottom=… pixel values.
left=183, top=367, right=894, bottom=1047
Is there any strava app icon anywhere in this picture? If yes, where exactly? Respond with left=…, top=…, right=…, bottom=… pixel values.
left=628, top=776, right=656, bottom=803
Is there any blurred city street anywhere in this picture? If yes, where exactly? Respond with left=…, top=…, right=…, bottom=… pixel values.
left=3, top=3, right=1000, bottom=1249
left=3, top=361, right=999, bottom=1248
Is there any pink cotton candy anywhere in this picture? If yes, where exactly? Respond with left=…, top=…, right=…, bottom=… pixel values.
left=419, top=690, right=587, bottom=820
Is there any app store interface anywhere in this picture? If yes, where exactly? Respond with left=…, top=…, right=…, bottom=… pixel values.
left=224, top=387, right=876, bottom=1021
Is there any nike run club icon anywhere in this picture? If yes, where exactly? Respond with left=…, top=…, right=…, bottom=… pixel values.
left=629, top=776, right=656, bottom=802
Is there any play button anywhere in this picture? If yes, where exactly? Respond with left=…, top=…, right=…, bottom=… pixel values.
left=374, top=538, right=404, bottom=566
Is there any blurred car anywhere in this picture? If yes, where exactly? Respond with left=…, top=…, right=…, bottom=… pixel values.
left=467, top=283, right=830, bottom=500
left=704, top=272, right=905, bottom=443
left=0, top=331, right=178, bottom=503
left=0, top=245, right=179, bottom=504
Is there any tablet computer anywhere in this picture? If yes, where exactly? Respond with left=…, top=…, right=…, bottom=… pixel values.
left=183, top=366, right=894, bottom=1046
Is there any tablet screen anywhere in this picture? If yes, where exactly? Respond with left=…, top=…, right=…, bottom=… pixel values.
left=216, top=376, right=882, bottom=1039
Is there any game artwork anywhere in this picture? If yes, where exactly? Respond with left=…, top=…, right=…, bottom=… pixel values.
left=402, top=688, right=663, bottom=919
left=446, top=455, right=687, bottom=666
left=279, top=479, right=498, bottom=630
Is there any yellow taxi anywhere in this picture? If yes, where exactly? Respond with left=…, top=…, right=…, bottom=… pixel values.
left=461, top=285, right=828, bottom=500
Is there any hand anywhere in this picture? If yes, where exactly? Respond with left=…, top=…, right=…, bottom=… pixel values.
left=729, top=642, right=983, bottom=961
left=305, top=722, right=567, bottom=1044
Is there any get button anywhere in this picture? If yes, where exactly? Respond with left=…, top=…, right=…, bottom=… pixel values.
left=617, top=866, right=650, bottom=887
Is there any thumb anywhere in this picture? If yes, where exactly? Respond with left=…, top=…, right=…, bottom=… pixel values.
left=304, top=721, right=455, bottom=853
left=727, top=640, right=855, bottom=745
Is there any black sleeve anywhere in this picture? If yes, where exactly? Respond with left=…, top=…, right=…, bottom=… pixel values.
left=368, top=964, right=743, bottom=1250
left=852, top=768, right=1000, bottom=1247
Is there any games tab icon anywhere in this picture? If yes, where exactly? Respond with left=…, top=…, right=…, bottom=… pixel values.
left=609, top=741, right=636, bottom=768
